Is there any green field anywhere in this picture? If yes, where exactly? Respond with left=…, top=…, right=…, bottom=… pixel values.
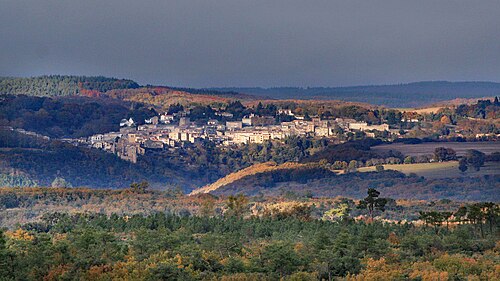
left=358, top=161, right=500, bottom=179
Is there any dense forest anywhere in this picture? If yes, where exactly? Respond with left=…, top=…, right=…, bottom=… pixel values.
left=0, top=193, right=498, bottom=280
left=0, top=76, right=139, bottom=97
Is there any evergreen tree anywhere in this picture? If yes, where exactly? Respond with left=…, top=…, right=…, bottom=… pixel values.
left=357, top=188, right=387, bottom=221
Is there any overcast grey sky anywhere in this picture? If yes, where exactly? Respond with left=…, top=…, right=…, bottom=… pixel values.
left=1, top=0, right=499, bottom=87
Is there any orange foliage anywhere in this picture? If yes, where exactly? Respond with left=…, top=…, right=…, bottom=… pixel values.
left=347, top=258, right=405, bottom=281
left=7, top=228, right=34, bottom=241
left=43, top=265, right=71, bottom=281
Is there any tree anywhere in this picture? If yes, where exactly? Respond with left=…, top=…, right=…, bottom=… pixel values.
left=51, top=176, right=72, bottom=188
left=348, top=160, right=358, bottom=172
left=440, top=115, right=452, bottom=124
left=433, top=147, right=456, bottom=162
left=465, top=149, right=485, bottom=171
left=454, top=206, right=467, bottom=224
left=458, top=158, right=468, bottom=173
left=130, top=181, right=149, bottom=193
left=303, top=112, right=312, bottom=121
left=260, top=241, right=302, bottom=279
left=315, top=231, right=361, bottom=280
left=323, top=203, right=351, bottom=222
left=468, top=203, right=486, bottom=238
left=0, top=231, right=13, bottom=279
left=375, top=165, right=384, bottom=172
left=404, top=156, right=413, bottom=164
left=419, top=211, right=444, bottom=233
left=199, top=194, right=217, bottom=217
left=357, top=188, right=387, bottom=221
left=386, top=111, right=398, bottom=125
left=479, top=202, right=499, bottom=235
left=225, top=194, right=248, bottom=218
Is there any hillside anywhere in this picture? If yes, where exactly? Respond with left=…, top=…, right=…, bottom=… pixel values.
left=104, top=87, right=233, bottom=108
left=192, top=162, right=499, bottom=201
left=210, top=81, right=500, bottom=107
left=190, top=162, right=333, bottom=195
left=0, top=129, right=209, bottom=190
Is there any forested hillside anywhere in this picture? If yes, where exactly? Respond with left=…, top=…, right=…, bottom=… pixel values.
left=0, top=75, right=139, bottom=97
left=191, top=162, right=335, bottom=195
left=0, top=130, right=196, bottom=189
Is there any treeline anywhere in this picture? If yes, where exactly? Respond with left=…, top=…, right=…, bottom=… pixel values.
left=455, top=97, right=500, bottom=119
left=0, top=204, right=498, bottom=280
left=0, top=94, right=156, bottom=138
left=302, top=139, right=402, bottom=164
left=0, top=75, right=139, bottom=97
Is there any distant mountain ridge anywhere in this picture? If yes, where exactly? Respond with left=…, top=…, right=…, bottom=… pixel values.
left=209, top=81, right=500, bottom=107
left=2, top=76, right=499, bottom=107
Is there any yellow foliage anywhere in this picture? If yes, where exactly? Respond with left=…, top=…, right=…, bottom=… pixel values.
left=409, top=261, right=448, bottom=281
left=440, top=115, right=452, bottom=124
left=347, top=258, right=405, bottom=281
left=433, top=254, right=482, bottom=277
left=7, top=228, right=34, bottom=241
left=175, top=253, right=184, bottom=268
left=294, top=242, right=305, bottom=252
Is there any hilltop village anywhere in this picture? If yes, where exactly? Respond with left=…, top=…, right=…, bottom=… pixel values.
left=84, top=106, right=411, bottom=163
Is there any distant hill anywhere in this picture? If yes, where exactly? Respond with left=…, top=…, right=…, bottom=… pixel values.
left=0, top=75, right=140, bottom=97
left=209, top=81, right=500, bottom=108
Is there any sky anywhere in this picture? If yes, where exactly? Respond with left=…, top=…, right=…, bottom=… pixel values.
left=1, top=0, right=499, bottom=88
